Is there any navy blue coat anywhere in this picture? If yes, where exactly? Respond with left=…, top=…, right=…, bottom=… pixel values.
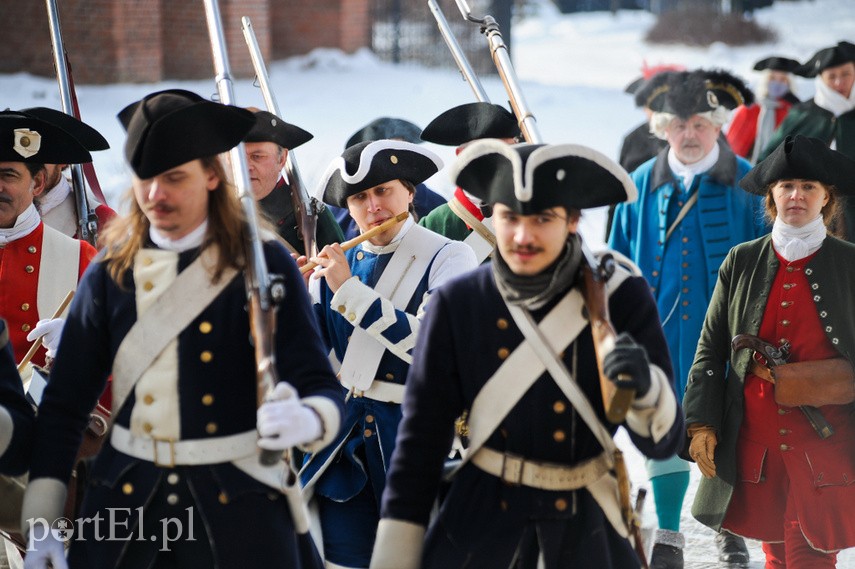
left=381, top=264, right=684, bottom=568
left=28, top=241, right=343, bottom=568
left=0, top=319, right=34, bottom=476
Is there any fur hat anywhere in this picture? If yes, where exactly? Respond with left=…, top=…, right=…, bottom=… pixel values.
left=117, top=89, right=255, bottom=179
left=739, top=135, right=855, bottom=196
left=245, top=110, right=313, bottom=150
left=450, top=140, right=637, bottom=213
left=636, top=69, right=754, bottom=118
left=21, top=107, right=109, bottom=151
left=0, top=110, right=92, bottom=164
left=345, top=117, right=423, bottom=149
left=421, top=102, right=520, bottom=146
left=795, top=41, right=855, bottom=78
left=319, top=140, right=443, bottom=208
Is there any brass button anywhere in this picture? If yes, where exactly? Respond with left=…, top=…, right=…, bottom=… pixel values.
left=201, top=394, right=214, bottom=406
left=681, top=262, right=688, bottom=268
left=122, top=483, right=134, bottom=495
left=677, top=201, right=684, bottom=207
left=682, top=300, right=689, bottom=306
left=143, top=281, right=154, bottom=291
left=25, top=265, right=34, bottom=273
left=390, top=155, right=399, bottom=164
left=786, top=266, right=794, bottom=273
left=199, top=321, right=213, bottom=334
left=142, top=257, right=153, bottom=266
left=655, top=255, right=661, bottom=261
left=780, top=444, right=791, bottom=452
left=363, top=429, right=373, bottom=438
left=682, top=287, right=689, bottom=294
left=200, top=351, right=213, bottom=363
left=356, top=251, right=364, bottom=261
left=652, top=270, right=659, bottom=277
left=553, top=401, right=566, bottom=414
left=500, top=428, right=509, bottom=439
left=27, top=246, right=36, bottom=253
left=554, top=498, right=568, bottom=511
left=682, top=314, right=689, bottom=320
left=783, top=283, right=794, bottom=290
left=166, top=493, right=179, bottom=505
left=218, top=492, right=229, bottom=505
left=682, top=250, right=688, bottom=256
left=781, top=320, right=790, bottom=327
left=553, top=430, right=566, bottom=443
left=778, top=408, right=790, bottom=415
left=337, top=305, right=346, bottom=314
left=682, top=275, right=689, bottom=281
left=206, top=422, right=218, bottom=434
left=143, top=394, right=154, bottom=405
left=347, top=313, right=356, bottom=322
left=500, top=500, right=508, bottom=511
left=779, top=429, right=790, bottom=436
left=682, top=237, right=688, bottom=243
left=385, top=373, right=394, bottom=380
left=366, top=415, right=375, bottom=423
left=167, top=473, right=180, bottom=485
left=21, top=303, right=29, bottom=311
left=496, top=318, right=509, bottom=330
left=497, top=347, right=510, bottom=360
left=143, top=422, right=153, bottom=433
left=781, top=301, right=792, bottom=308
left=21, top=324, right=31, bottom=332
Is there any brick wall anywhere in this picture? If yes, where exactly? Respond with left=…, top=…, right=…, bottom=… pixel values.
left=271, top=0, right=372, bottom=58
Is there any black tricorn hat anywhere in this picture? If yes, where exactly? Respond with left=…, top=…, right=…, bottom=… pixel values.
left=245, top=110, right=313, bottom=150
left=739, top=135, right=855, bottom=196
left=450, top=140, right=637, bottom=214
left=21, top=107, right=109, bottom=151
left=624, top=76, right=646, bottom=95
left=345, top=117, right=422, bottom=149
left=753, top=56, right=801, bottom=73
left=117, top=89, right=255, bottom=179
left=421, top=102, right=521, bottom=146
left=319, top=140, right=443, bottom=208
left=638, top=69, right=754, bottom=118
left=795, top=41, right=855, bottom=78
left=0, top=110, right=92, bottom=164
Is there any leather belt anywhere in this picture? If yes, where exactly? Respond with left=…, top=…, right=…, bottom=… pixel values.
left=344, top=379, right=406, bottom=404
left=470, top=447, right=610, bottom=491
left=111, top=426, right=258, bottom=467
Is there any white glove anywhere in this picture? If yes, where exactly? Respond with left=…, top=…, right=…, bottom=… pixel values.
left=24, top=520, right=68, bottom=569
left=26, top=318, right=65, bottom=359
left=257, top=382, right=322, bottom=451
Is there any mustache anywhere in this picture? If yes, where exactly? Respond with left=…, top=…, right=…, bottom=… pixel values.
left=0, top=195, right=13, bottom=205
left=510, top=245, right=544, bottom=254
left=145, top=202, right=175, bottom=213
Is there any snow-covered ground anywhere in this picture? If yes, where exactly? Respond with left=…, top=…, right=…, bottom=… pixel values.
left=2, top=0, right=854, bottom=565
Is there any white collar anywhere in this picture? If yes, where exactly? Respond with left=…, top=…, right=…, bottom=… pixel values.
left=771, top=214, right=826, bottom=262
left=0, top=204, right=42, bottom=246
left=149, top=219, right=208, bottom=252
left=667, top=143, right=720, bottom=190
left=36, top=176, right=72, bottom=217
left=814, top=76, right=855, bottom=118
left=360, top=217, right=414, bottom=255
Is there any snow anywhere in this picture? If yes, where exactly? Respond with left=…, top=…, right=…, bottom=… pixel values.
left=2, top=0, right=854, bottom=565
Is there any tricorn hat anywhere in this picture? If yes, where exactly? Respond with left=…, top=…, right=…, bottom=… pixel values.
left=625, top=62, right=686, bottom=96
left=421, top=102, right=521, bottom=146
left=0, top=110, right=92, bottom=164
left=345, top=117, right=423, bottom=149
left=319, top=140, right=443, bottom=208
left=753, top=56, right=801, bottom=74
left=739, top=135, right=855, bottom=196
left=450, top=140, right=637, bottom=214
left=245, top=110, right=313, bottom=150
left=21, top=107, right=109, bottom=151
left=636, top=69, right=754, bottom=118
left=117, top=89, right=255, bottom=179
left=795, top=41, right=855, bottom=78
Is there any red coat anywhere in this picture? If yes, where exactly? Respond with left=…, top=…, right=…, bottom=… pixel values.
left=722, top=250, right=855, bottom=549
left=0, top=223, right=96, bottom=368
left=726, top=100, right=795, bottom=159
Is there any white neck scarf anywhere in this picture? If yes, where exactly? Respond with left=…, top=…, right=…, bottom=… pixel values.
left=36, top=176, right=72, bottom=216
left=149, top=219, right=208, bottom=252
left=771, top=214, right=827, bottom=262
left=360, top=217, right=413, bottom=255
left=814, top=76, right=855, bottom=118
left=668, top=143, right=720, bottom=190
left=0, top=204, right=42, bottom=246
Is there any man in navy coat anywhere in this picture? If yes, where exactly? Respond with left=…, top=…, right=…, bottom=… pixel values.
left=0, top=318, right=34, bottom=476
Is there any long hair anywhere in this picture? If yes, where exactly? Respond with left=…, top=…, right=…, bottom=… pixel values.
left=101, top=156, right=248, bottom=284
left=763, top=181, right=842, bottom=236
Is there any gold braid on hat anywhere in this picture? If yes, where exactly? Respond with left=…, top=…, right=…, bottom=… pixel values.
left=705, top=81, right=745, bottom=107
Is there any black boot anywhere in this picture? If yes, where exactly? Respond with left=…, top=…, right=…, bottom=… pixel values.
left=650, top=529, right=684, bottom=569
left=715, top=531, right=750, bottom=564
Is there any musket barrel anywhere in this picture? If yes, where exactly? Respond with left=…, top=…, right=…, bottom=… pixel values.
left=427, top=0, right=489, bottom=102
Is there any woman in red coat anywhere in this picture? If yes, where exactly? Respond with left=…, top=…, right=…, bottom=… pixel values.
left=726, top=57, right=801, bottom=164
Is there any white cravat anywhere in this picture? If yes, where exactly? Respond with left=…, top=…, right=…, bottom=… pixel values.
left=36, top=176, right=72, bottom=216
left=814, top=76, right=855, bottom=118
left=771, top=214, right=826, bottom=262
left=668, top=143, right=720, bottom=190
left=149, top=220, right=208, bottom=252
left=360, top=217, right=413, bottom=255
left=0, top=204, right=42, bottom=245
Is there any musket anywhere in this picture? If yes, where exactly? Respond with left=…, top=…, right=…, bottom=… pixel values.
left=45, top=0, right=97, bottom=246
left=241, top=16, right=319, bottom=258
left=427, top=0, right=490, bottom=102
left=203, top=0, right=289, bottom=467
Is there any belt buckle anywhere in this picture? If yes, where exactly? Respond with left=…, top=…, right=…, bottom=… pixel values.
left=152, top=437, right=176, bottom=468
left=501, top=452, right=525, bottom=486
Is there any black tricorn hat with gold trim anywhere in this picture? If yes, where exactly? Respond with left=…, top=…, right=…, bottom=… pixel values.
left=450, top=140, right=637, bottom=215
left=636, top=69, right=754, bottom=118
left=318, top=140, right=443, bottom=208
left=0, top=110, right=92, bottom=164
left=118, top=89, right=255, bottom=179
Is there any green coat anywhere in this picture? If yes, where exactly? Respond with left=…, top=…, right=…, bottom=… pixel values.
left=682, top=234, right=855, bottom=531
left=259, top=180, right=344, bottom=256
left=418, top=203, right=472, bottom=242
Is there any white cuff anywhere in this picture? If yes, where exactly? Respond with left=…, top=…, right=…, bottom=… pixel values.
left=330, top=276, right=381, bottom=327
left=0, top=406, right=13, bottom=459
left=624, top=364, right=677, bottom=443
left=369, top=518, right=426, bottom=569
left=299, top=396, right=342, bottom=454
left=21, top=478, right=67, bottom=538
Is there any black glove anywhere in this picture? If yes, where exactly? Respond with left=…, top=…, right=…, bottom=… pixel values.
left=602, top=333, right=651, bottom=398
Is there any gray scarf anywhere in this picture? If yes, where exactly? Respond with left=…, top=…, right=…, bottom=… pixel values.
left=493, top=234, right=583, bottom=310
